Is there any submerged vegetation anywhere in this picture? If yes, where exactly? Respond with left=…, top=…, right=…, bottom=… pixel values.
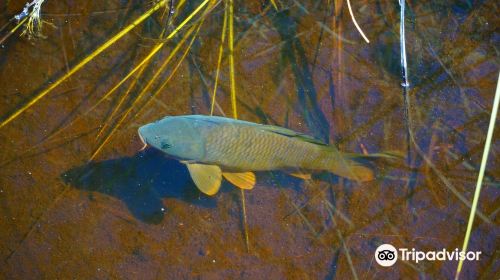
left=0, top=0, right=498, bottom=278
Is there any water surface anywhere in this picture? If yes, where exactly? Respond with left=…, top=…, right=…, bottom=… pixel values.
left=0, top=0, right=498, bottom=279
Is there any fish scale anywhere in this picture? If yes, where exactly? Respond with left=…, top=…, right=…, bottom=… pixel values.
left=202, top=124, right=324, bottom=171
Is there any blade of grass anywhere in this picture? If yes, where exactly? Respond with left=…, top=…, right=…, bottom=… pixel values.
left=281, top=187, right=325, bottom=245
left=283, top=182, right=330, bottom=219
left=96, top=18, right=200, bottom=139
left=399, top=0, right=416, bottom=207
left=88, top=0, right=213, bottom=160
left=316, top=21, right=355, bottom=45
left=411, top=137, right=491, bottom=224
left=210, top=0, right=228, bottom=116
left=240, top=188, right=250, bottom=252
left=455, top=73, right=500, bottom=280
left=133, top=0, right=219, bottom=119
left=346, top=0, right=369, bottom=43
left=90, top=21, right=202, bottom=161
left=24, top=42, right=165, bottom=154
left=228, top=0, right=238, bottom=119
left=45, top=0, right=188, bottom=142
left=95, top=62, right=149, bottom=139
left=0, top=16, right=28, bottom=45
left=326, top=207, right=359, bottom=280
left=227, top=0, right=250, bottom=253
left=91, top=0, right=217, bottom=160
left=20, top=0, right=47, bottom=38
left=0, top=127, right=99, bottom=168
left=64, top=0, right=189, bottom=138
left=323, top=197, right=354, bottom=228
left=0, top=1, right=167, bottom=129
left=292, top=0, right=309, bottom=14
left=269, top=0, right=279, bottom=11
left=186, top=53, right=226, bottom=116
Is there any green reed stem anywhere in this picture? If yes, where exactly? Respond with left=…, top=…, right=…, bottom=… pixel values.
left=455, top=73, right=500, bottom=280
left=210, top=0, right=228, bottom=116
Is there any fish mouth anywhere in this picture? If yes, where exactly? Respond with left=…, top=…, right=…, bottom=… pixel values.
left=137, top=128, right=148, bottom=151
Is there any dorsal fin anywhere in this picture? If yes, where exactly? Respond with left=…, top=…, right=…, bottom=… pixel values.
left=258, top=125, right=328, bottom=146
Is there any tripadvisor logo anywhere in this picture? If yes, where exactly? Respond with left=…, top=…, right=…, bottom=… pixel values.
left=374, top=244, right=482, bottom=267
left=375, top=244, right=398, bottom=267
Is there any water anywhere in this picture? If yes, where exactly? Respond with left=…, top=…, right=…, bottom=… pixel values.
left=0, top=0, right=498, bottom=278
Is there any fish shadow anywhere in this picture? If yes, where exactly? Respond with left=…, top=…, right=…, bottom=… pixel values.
left=61, top=148, right=217, bottom=224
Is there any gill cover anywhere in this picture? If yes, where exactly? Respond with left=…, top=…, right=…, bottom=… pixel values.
left=138, top=116, right=205, bottom=161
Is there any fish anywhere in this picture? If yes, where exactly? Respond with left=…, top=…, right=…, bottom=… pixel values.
left=138, top=115, right=379, bottom=195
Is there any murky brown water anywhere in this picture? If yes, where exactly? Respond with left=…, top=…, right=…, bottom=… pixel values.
left=0, top=0, right=498, bottom=279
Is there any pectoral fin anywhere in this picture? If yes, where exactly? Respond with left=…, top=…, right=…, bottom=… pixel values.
left=222, top=172, right=256, bottom=190
left=185, top=163, right=222, bottom=196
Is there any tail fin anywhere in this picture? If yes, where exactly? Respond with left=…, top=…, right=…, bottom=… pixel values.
left=331, top=151, right=403, bottom=182
left=324, top=149, right=380, bottom=182
left=332, top=159, right=375, bottom=182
